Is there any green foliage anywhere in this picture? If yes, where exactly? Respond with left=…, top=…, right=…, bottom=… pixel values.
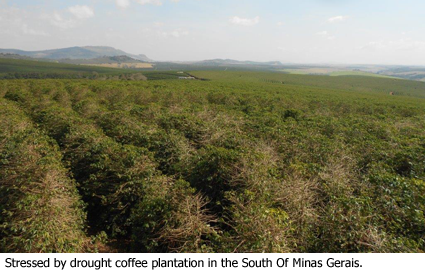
left=183, top=146, right=241, bottom=216
left=0, top=58, right=141, bottom=80
left=0, top=100, right=88, bottom=252
left=192, top=70, right=425, bottom=99
left=143, top=71, right=191, bottom=80
left=1, top=71, right=425, bottom=253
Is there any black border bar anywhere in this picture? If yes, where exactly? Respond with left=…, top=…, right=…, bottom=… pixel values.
left=5, top=258, right=363, bottom=270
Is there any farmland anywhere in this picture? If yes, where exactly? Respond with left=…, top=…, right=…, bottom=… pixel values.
left=328, top=71, right=397, bottom=78
left=281, top=68, right=398, bottom=79
left=0, top=70, right=424, bottom=253
left=0, top=58, right=135, bottom=79
left=191, top=71, right=425, bottom=98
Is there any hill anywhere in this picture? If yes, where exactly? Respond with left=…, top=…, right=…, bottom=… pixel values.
left=0, top=46, right=152, bottom=62
left=60, top=55, right=143, bottom=65
left=59, top=55, right=153, bottom=69
left=379, top=66, right=425, bottom=82
left=0, top=53, right=53, bottom=62
left=0, top=58, right=147, bottom=80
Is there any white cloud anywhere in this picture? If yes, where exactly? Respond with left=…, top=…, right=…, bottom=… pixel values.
left=116, top=0, right=130, bottom=9
left=159, top=29, right=189, bottom=38
left=230, top=16, right=260, bottom=26
left=277, top=22, right=284, bottom=26
left=115, top=0, right=181, bottom=9
left=68, top=5, right=94, bottom=19
left=116, top=0, right=179, bottom=8
left=46, top=5, right=94, bottom=29
left=44, top=12, right=76, bottom=29
left=136, top=0, right=163, bottom=5
left=328, top=16, right=348, bottom=23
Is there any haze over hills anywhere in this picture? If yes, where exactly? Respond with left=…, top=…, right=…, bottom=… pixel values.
left=0, top=53, right=49, bottom=62
left=194, top=59, right=284, bottom=66
left=0, top=47, right=283, bottom=67
left=0, top=46, right=152, bottom=62
left=1, top=46, right=425, bottom=81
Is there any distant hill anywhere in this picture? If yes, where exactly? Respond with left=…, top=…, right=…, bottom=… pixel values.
left=60, top=55, right=144, bottom=65
left=0, top=57, right=149, bottom=80
left=196, top=59, right=283, bottom=66
left=81, top=47, right=152, bottom=62
left=0, top=46, right=152, bottom=62
left=0, top=57, right=130, bottom=76
left=59, top=55, right=153, bottom=69
left=0, top=53, right=53, bottom=62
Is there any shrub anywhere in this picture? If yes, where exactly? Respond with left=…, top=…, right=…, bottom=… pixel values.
left=0, top=100, right=88, bottom=252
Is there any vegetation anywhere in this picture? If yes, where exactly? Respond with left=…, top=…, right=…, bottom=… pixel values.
left=0, top=58, right=136, bottom=79
left=59, top=56, right=153, bottom=69
left=281, top=68, right=398, bottom=79
left=191, top=71, right=425, bottom=98
left=143, top=71, right=193, bottom=80
left=0, top=99, right=88, bottom=252
left=329, top=71, right=397, bottom=78
left=0, top=71, right=424, bottom=253
left=0, top=46, right=150, bottom=61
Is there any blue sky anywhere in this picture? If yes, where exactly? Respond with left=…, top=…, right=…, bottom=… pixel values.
left=1, top=0, right=425, bottom=64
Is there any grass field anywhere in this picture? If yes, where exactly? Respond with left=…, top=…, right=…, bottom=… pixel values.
left=190, top=71, right=425, bottom=98
left=329, top=71, right=398, bottom=78
left=0, top=58, right=134, bottom=78
left=281, top=68, right=398, bottom=79
left=143, top=71, right=193, bottom=80
left=1, top=69, right=424, bottom=253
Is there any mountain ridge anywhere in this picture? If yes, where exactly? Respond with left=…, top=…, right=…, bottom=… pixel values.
left=0, top=46, right=153, bottom=62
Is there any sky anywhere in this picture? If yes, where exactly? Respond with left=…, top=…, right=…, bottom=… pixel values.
left=1, top=0, right=425, bottom=65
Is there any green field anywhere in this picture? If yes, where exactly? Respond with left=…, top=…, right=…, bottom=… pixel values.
left=282, top=68, right=399, bottom=79
left=1, top=70, right=424, bottom=253
left=143, top=71, right=192, bottom=80
left=329, top=71, right=398, bottom=78
left=0, top=58, right=134, bottom=79
left=191, top=71, right=425, bottom=98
